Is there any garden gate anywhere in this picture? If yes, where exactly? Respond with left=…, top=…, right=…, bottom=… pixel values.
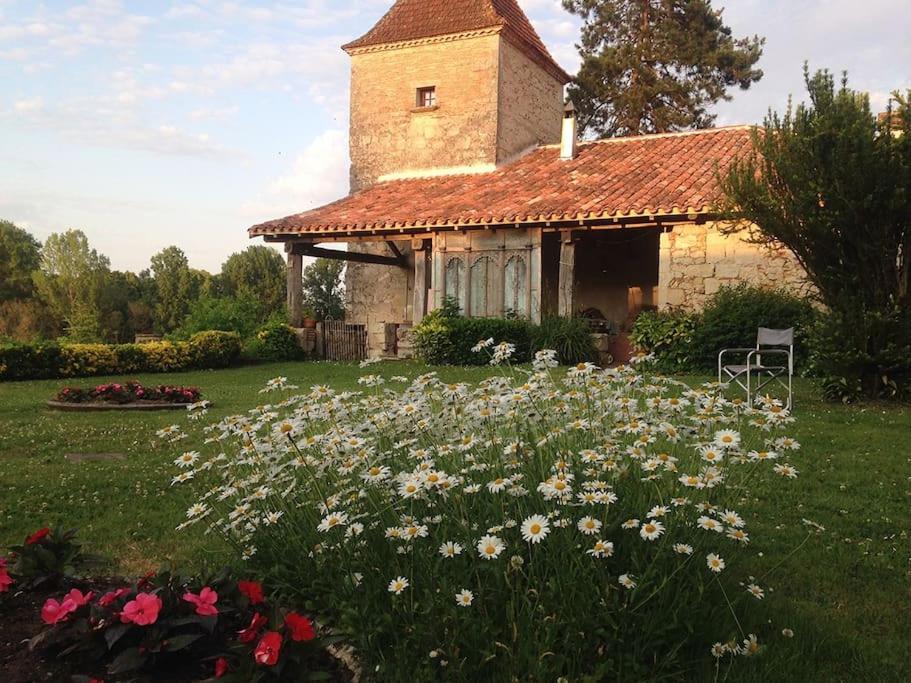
left=323, top=321, right=368, bottom=361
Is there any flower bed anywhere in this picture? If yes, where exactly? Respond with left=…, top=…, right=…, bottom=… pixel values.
left=0, top=528, right=348, bottom=682
left=167, top=348, right=807, bottom=680
left=48, top=381, right=205, bottom=412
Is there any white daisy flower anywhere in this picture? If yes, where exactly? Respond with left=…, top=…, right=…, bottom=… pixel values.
left=388, top=576, right=409, bottom=595
left=520, top=515, right=550, bottom=544
left=476, top=535, right=505, bottom=560
left=577, top=516, right=602, bottom=536
left=439, top=541, right=463, bottom=558
left=455, top=589, right=474, bottom=607
left=639, top=519, right=665, bottom=541
left=706, top=553, right=726, bottom=573
left=618, top=574, right=637, bottom=589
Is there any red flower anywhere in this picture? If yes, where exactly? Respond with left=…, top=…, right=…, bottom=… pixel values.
left=254, top=631, right=282, bottom=667
left=238, top=612, right=268, bottom=643
left=214, top=657, right=229, bottom=678
left=182, top=586, right=219, bottom=616
left=0, top=569, right=14, bottom=593
left=98, top=588, right=130, bottom=607
left=120, top=592, right=162, bottom=626
left=284, top=612, right=316, bottom=642
left=238, top=580, right=265, bottom=605
left=64, top=588, right=94, bottom=607
left=41, top=596, right=78, bottom=625
left=26, top=527, right=51, bottom=545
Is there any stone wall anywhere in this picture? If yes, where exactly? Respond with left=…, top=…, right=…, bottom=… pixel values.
left=657, top=223, right=808, bottom=308
left=348, top=34, right=502, bottom=191
left=496, top=38, right=564, bottom=162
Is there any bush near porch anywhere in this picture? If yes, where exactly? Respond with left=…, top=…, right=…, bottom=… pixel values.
left=413, top=300, right=597, bottom=366
left=630, top=284, right=816, bottom=373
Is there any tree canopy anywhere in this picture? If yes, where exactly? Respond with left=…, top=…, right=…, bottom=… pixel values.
left=33, top=230, right=111, bottom=341
left=562, top=0, right=764, bottom=138
left=302, top=258, right=345, bottom=321
left=220, top=245, right=286, bottom=316
left=150, top=246, right=205, bottom=334
left=0, top=220, right=42, bottom=301
left=721, top=69, right=910, bottom=397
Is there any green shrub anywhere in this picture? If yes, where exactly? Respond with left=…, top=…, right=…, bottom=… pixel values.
left=808, top=306, right=911, bottom=401
left=187, top=331, right=242, bottom=369
left=0, top=333, right=244, bottom=381
left=630, top=308, right=701, bottom=372
left=413, top=310, right=533, bottom=366
left=0, top=342, right=66, bottom=380
left=531, top=316, right=598, bottom=365
left=246, top=322, right=303, bottom=362
left=173, top=296, right=263, bottom=340
left=690, top=284, right=817, bottom=369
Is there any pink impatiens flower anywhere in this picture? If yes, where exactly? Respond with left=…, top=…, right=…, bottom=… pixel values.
left=41, top=597, right=78, bottom=625
left=182, top=586, right=219, bottom=616
left=0, top=570, right=13, bottom=593
left=63, top=588, right=94, bottom=607
left=98, top=587, right=130, bottom=607
left=120, top=592, right=162, bottom=626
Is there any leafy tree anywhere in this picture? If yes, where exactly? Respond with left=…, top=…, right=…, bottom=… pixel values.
left=174, top=296, right=263, bottom=339
left=720, top=69, right=910, bottom=398
left=33, top=230, right=111, bottom=341
left=0, top=220, right=41, bottom=301
left=302, top=258, right=345, bottom=321
left=220, top=245, right=286, bottom=317
left=149, top=246, right=206, bottom=333
left=562, top=0, right=764, bottom=137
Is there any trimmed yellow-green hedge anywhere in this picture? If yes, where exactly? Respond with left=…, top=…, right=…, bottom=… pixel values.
left=0, top=331, right=242, bottom=381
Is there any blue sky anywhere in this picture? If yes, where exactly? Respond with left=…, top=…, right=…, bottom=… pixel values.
left=2, top=0, right=909, bottom=272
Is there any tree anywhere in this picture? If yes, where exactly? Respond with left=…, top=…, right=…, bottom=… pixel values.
left=0, top=220, right=41, bottom=301
left=33, top=230, right=111, bottom=341
left=220, top=245, right=286, bottom=317
left=562, top=0, right=764, bottom=138
left=720, top=69, right=910, bottom=398
left=149, top=246, right=206, bottom=333
left=302, top=258, right=345, bottom=321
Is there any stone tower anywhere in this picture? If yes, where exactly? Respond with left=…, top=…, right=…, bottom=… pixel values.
left=341, top=0, right=570, bottom=354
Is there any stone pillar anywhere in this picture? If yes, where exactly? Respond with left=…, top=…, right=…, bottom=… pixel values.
left=656, top=228, right=672, bottom=309
left=558, top=232, right=576, bottom=317
left=413, top=240, right=430, bottom=324
left=286, top=249, right=303, bottom=328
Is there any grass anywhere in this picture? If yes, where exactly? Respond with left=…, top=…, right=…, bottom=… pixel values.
left=1, top=362, right=908, bottom=680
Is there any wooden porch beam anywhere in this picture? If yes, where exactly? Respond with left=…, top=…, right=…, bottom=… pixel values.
left=290, top=243, right=405, bottom=267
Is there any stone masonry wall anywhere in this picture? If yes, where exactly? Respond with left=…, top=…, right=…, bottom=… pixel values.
left=496, top=38, right=564, bottom=162
left=348, top=35, right=502, bottom=191
left=658, top=223, right=808, bottom=308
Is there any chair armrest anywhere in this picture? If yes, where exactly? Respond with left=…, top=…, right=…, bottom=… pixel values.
left=747, top=348, right=792, bottom=371
left=718, top=348, right=756, bottom=379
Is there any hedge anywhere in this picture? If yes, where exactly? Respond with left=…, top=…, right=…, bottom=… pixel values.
left=0, top=331, right=242, bottom=381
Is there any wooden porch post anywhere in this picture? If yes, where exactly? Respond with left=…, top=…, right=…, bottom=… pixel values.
left=558, top=231, right=576, bottom=317
left=286, top=248, right=304, bottom=327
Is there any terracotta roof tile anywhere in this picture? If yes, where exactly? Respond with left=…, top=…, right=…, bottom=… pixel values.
left=249, top=126, right=755, bottom=238
left=343, top=0, right=569, bottom=82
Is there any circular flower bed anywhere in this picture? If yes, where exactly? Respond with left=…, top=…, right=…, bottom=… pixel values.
left=48, top=381, right=206, bottom=412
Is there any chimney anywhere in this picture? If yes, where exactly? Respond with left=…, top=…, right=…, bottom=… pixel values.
left=561, top=101, right=578, bottom=160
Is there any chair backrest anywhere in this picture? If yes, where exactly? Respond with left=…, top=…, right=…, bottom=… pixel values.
left=757, top=327, right=794, bottom=348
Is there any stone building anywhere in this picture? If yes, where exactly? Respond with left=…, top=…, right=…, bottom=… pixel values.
left=249, top=0, right=805, bottom=358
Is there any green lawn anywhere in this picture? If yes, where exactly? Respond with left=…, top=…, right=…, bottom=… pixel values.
left=1, top=362, right=908, bottom=680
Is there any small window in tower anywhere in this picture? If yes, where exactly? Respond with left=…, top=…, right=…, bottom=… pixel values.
left=416, top=86, right=436, bottom=109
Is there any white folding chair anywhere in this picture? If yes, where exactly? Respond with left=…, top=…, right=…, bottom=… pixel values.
left=718, top=327, right=794, bottom=410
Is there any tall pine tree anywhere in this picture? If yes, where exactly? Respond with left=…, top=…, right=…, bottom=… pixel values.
left=562, top=0, right=764, bottom=137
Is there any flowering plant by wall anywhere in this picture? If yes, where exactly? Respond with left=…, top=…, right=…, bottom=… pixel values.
left=3, top=527, right=96, bottom=591
left=168, top=347, right=808, bottom=679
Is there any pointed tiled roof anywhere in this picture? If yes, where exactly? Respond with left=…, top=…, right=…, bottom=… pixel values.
left=343, top=0, right=570, bottom=83
left=249, top=126, right=755, bottom=238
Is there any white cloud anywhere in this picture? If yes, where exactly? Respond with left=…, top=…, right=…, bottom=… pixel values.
left=13, top=96, right=43, bottom=112
left=241, top=129, right=350, bottom=221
